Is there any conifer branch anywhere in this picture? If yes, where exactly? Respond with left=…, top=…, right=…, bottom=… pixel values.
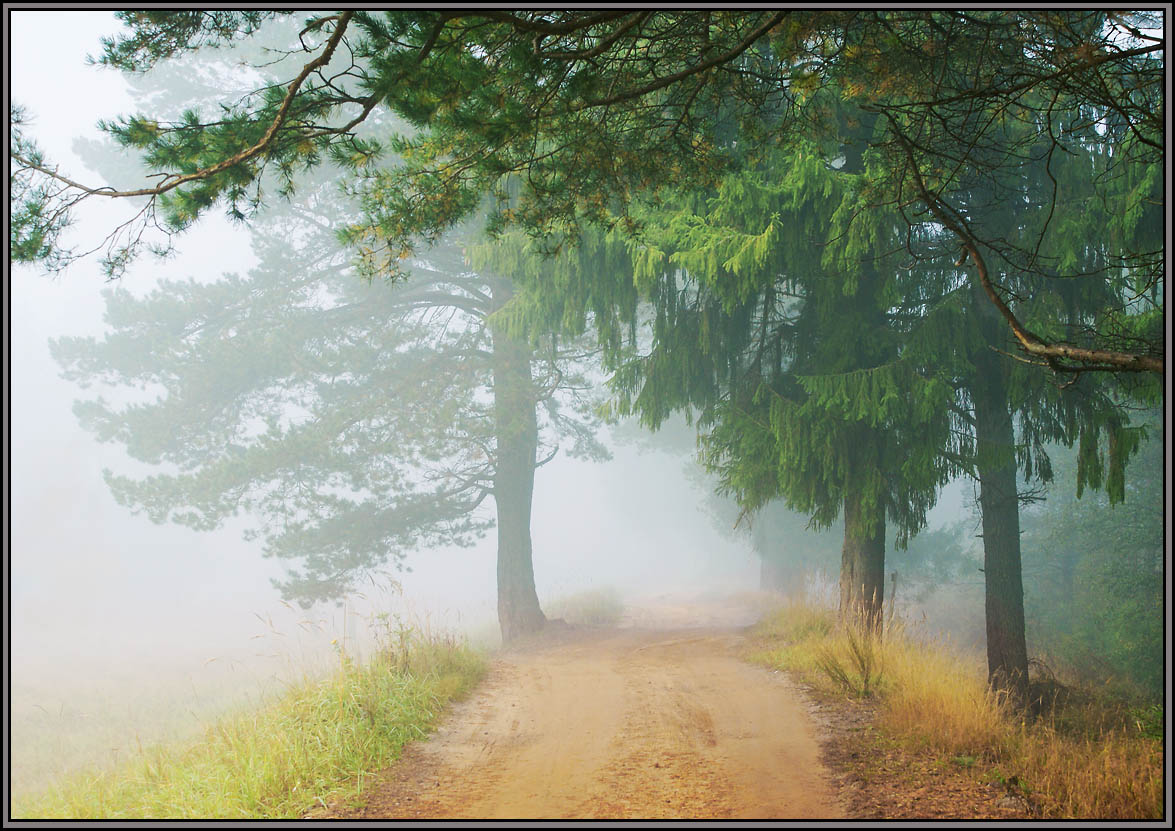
left=893, top=40, right=1163, bottom=114
left=479, top=10, right=634, bottom=37
left=891, top=124, right=1163, bottom=375
left=537, top=12, right=650, bottom=59
left=575, top=12, right=787, bottom=110
left=534, top=445, right=561, bottom=468
left=14, top=12, right=355, bottom=203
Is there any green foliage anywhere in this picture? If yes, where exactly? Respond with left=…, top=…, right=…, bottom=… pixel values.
left=9, top=106, right=72, bottom=268
left=12, top=12, right=1163, bottom=379
left=96, top=11, right=283, bottom=72
left=1020, top=416, right=1163, bottom=699
left=652, top=139, right=961, bottom=551
left=13, top=9, right=1163, bottom=669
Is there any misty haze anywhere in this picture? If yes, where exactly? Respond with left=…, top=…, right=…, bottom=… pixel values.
left=7, top=10, right=1166, bottom=822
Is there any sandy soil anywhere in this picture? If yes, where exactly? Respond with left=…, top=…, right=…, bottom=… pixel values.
left=322, top=593, right=843, bottom=821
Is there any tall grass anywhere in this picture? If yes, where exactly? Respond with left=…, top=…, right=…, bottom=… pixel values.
left=750, top=601, right=1163, bottom=819
left=12, top=621, right=486, bottom=819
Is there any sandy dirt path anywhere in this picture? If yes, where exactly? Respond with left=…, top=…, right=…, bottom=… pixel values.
left=328, top=594, right=843, bottom=820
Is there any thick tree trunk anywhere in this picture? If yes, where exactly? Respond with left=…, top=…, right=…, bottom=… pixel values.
left=840, top=488, right=886, bottom=632
left=831, top=259, right=890, bottom=633
left=971, top=347, right=1029, bottom=707
left=490, top=276, right=546, bottom=644
left=838, top=424, right=886, bottom=632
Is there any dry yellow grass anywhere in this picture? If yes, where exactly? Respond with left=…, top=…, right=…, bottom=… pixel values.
left=750, top=601, right=1163, bottom=820
left=878, top=630, right=1005, bottom=758
left=1014, top=724, right=1163, bottom=819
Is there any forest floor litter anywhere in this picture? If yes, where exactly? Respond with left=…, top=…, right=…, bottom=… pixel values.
left=311, top=592, right=1032, bottom=821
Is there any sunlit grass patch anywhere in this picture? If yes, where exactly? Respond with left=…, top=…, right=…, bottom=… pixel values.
left=877, top=632, right=1005, bottom=759
left=12, top=624, right=486, bottom=820
left=543, top=586, right=625, bottom=626
left=751, top=600, right=1163, bottom=819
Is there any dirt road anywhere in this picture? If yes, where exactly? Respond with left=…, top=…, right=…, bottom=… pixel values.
left=330, top=594, right=843, bottom=820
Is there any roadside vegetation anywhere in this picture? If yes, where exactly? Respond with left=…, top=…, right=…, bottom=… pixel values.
left=750, top=602, right=1163, bottom=820
left=12, top=621, right=486, bottom=820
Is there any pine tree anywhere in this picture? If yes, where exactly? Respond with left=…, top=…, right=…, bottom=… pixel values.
left=50, top=177, right=607, bottom=642
left=12, top=8, right=1163, bottom=681
left=878, top=77, right=1161, bottom=704
left=486, top=79, right=1155, bottom=698
left=12, top=11, right=1162, bottom=373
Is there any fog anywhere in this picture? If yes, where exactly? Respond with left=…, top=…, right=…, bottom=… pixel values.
left=8, top=11, right=766, bottom=794
left=10, top=193, right=764, bottom=787
left=8, top=10, right=1163, bottom=807
left=0, top=11, right=993, bottom=789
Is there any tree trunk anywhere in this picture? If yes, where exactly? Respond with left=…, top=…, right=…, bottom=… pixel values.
left=832, top=259, right=889, bottom=633
left=840, top=488, right=886, bottom=632
left=971, top=346, right=1029, bottom=707
left=490, top=276, right=547, bottom=644
left=839, top=425, right=886, bottom=632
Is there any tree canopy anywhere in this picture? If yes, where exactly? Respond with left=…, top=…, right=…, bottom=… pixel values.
left=11, top=8, right=1165, bottom=675
left=464, top=76, right=1156, bottom=694
left=10, top=10, right=1164, bottom=375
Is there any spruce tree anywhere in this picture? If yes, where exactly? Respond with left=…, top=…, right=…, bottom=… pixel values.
left=12, top=8, right=1163, bottom=683
left=877, top=78, right=1161, bottom=704
left=488, top=127, right=961, bottom=631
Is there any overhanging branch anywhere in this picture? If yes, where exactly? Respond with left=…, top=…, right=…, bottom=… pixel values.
left=12, top=12, right=356, bottom=202
left=575, top=12, right=787, bottom=110
left=891, top=123, right=1163, bottom=375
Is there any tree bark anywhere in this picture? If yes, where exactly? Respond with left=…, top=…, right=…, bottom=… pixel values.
left=971, top=345, right=1029, bottom=707
left=839, top=427, right=886, bottom=632
left=966, top=269, right=1030, bottom=706
left=489, top=275, right=547, bottom=644
left=840, top=490, right=886, bottom=632
left=829, top=254, right=890, bottom=633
